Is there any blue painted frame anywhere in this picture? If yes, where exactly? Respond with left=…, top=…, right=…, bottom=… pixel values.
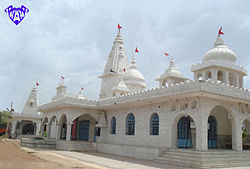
left=177, top=116, right=191, bottom=148
left=110, top=116, right=116, bottom=134
left=150, top=113, right=159, bottom=135
left=208, top=116, right=217, bottom=148
left=126, top=113, right=135, bottom=135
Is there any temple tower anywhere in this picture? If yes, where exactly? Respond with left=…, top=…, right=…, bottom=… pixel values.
left=99, top=30, right=129, bottom=99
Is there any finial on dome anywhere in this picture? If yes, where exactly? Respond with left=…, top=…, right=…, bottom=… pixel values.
left=130, top=57, right=137, bottom=69
left=78, top=87, right=86, bottom=100
left=214, top=36, right=225, bottom=47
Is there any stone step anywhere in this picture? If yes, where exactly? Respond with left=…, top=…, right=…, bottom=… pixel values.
left=168, top=148, right=250, bottom=155
left=55, top=141, right=96, bottom=152
left=162, top=153, right=250, bottom=163
left=162, top=151, right=250, bottom=159
left=156, top=149, right=250, bottom=168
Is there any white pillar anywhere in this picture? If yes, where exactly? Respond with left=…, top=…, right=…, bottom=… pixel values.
left=11, top=120, right=17, bottom=134
left=232, top=119, right=243, bottom=151
left=57, top=124, right=61, bottom=140
left=236, top=74, right=240, bottom=87
left=66, top=122, right=72, bottom=141
left=211, top=69, right=217, bottom=82
left=225, top=71, right=229, bottom=85
left=36, top=122, right=41, bottom=136
left=47, top=124, right=51, bottom=139
left=196, top=113, right=208, bottom=151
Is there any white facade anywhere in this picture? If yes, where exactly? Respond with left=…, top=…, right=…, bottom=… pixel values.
left=12, top=87, right=42, bottom=136
left=34, top=30, right=250, bottom=163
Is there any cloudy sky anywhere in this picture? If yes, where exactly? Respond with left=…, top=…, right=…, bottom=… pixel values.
left=0, top=0, right=249, bottom=112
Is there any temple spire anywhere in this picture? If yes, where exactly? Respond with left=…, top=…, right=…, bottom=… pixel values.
left=99, top=26, right=129, bottom=99
left=21, top=87, right=39, bottom=115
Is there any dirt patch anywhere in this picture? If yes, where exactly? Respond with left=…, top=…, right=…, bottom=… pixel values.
left=0, top=141, right=73, bottom=169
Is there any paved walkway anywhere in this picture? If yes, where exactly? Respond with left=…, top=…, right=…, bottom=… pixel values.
left=21, top=147, right=183, bottom=169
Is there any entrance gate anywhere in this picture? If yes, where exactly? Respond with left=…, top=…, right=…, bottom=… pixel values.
left=78, top=120, right=90, bottom=141
left=177, top=116, right=191, bottom=148
left=208, top=116, right=217, bottom=148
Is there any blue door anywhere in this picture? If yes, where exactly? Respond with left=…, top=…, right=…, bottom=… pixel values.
left=78, top=121, right=90, bottom=141
left=177, top=117, right=191, bottom=148
left=208, top=116, right=217, bottom=148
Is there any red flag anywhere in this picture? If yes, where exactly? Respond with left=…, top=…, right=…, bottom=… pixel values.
left=118, top=24, right=122, bottom=30
left=135, top=47, right=139, bottom=53
left=218, top=27, right=224, bottom=35
left=164, top=52, right=169, bottom=56
left=81, top=87, right=84, bottom=90
left=123, top=68, right=126, bottom=72
left=61, top=76, right=65, bottom=80
left=36, top=82, right=39, bottom=86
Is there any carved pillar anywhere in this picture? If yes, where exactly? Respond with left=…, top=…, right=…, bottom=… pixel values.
left=96, top=112, right=108, bottom=143
left=211, top=69, right=217, bottom=81
left=66, top=122, right=72, bottom=141
left=225, top=71, right=229, bottom=85
left=47, top=124, right=51, bottom=139
left=236, top=74, right=240, bottom=87
left=232, top=118, right=243, bottom=151
left=195, top=110, right=208, bottom=150
left=36, top=121, right=41, bottom=136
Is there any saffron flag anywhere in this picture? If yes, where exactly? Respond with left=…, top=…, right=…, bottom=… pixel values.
left=118, top=24, right=122, bottom=30
left=61, top=76, right=65, bottom=80
left=135, top=47, right=139, bottom=53
left=218, top=27, right=224, bottom=35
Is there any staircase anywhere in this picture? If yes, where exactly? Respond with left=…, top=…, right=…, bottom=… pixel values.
left=56, top=140, right=96, bottom=152
left=155, top=149, right=250, bottom=168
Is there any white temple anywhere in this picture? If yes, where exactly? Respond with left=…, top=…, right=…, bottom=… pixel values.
left=12, top=28, right=250, bottom=168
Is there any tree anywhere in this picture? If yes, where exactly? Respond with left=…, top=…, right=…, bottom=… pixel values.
left=0, top=111, right=12, bottom=125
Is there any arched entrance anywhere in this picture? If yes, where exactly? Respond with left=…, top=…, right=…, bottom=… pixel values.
left=177, top=115, right=196, bottom=148
left=41, top=117, right=48, bottom=137
left=208, top=106, right=232, bottom=149
left=242, top=119, right=250, bottom=150
left=22, top=121, right=35, bottom=135
left=59, top=115, right=67, bottom=140
left=71, top=114, right=96, bottom=142
left=208, top=116, right=217, bottom=148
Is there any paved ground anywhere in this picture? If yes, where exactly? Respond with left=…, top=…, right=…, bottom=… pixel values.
left=24, top=148, right=184, bottom=169
left=1, top=138, right=250, bottom=169
left=0, top=138, right=182, bottom=169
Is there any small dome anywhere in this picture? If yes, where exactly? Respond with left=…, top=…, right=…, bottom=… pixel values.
left=111, top=76, right=130, bottom=92
left=203, top=36, right=237, bottom=63
left=124, top=58, right=146, bottom=89
left=156, top=58, right=186, bottom=82
left=77, top=88, right=87, bottom=100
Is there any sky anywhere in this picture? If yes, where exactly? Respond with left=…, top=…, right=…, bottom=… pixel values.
left=0, top=0, right=249, bottom=112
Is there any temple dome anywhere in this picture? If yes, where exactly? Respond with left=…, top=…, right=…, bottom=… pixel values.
left=203, top=36, right=237, bottom=63
left=124, top=58, right=146, bottom=90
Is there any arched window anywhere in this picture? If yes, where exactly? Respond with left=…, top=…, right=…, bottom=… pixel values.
left=205, top=71, right=212, bottom=80
left=110, top=117, right=116, bottom=134
left=126, top=113, right=135, bottom=135
left=197, top=73, right=202, bottom=80
left=150, top=113, right=159, bottom=135
left=217, top=71, right=224, bottom=82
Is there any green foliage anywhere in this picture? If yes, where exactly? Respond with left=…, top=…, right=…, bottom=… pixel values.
left=242, top=128, right=247, bottom=140
left=0, top=111, right=12, bottom=125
